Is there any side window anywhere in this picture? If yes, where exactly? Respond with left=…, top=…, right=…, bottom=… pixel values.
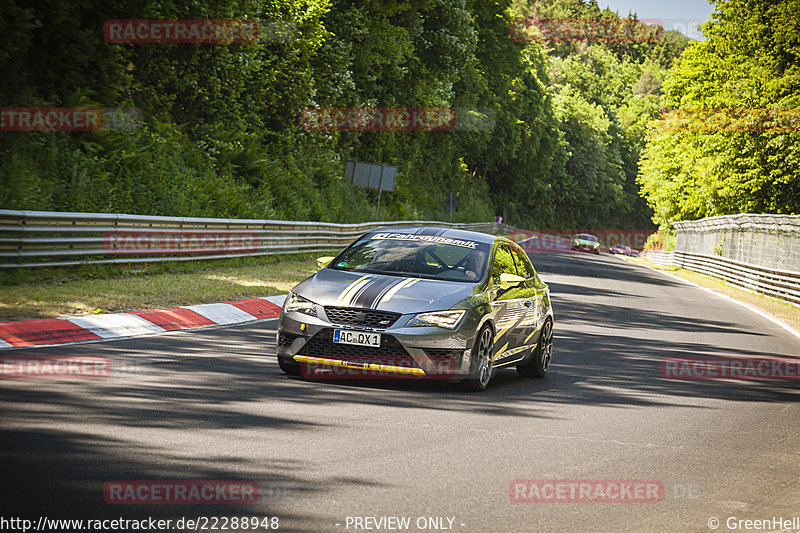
left=491, top=245, right=517, bottom=286
left=511, top=247, right=535, bottom=279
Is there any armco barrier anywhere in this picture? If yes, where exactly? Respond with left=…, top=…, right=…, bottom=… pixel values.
left=641, top=250, right=800, bottom=306
left=641, top=250, right=675, bottom=268
left=0, top=210, right=510, bottom=268
left=668, top=213, right=800, bottom=306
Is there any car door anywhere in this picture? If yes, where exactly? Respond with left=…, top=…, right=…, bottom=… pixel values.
left=490, top=243, right=530, bottom=363
left=508, top=246, right=540, bottom=346
left=511, top=246, right=549, bottom=346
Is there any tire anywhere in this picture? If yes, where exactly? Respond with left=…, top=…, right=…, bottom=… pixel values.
left=462, top=325, right=494, bottom=392
left=278, top=356, right=301, bottom=376
left=517, top=318, right=553, bottom=378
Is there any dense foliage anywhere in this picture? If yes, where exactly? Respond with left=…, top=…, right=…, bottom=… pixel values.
left=638, top=0, right=800, bottom=229
left=1, top=0, right=688, bottom=228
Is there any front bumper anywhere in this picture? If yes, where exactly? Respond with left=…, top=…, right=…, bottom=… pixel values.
left=277, top=307, right=480, bottom=379
left=573, top=244, right=599, bottom=252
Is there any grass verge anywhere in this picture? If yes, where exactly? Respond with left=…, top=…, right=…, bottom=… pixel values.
left=0, top=253, right=329, bottom=321
left=619, top=255, right=800, bottom=335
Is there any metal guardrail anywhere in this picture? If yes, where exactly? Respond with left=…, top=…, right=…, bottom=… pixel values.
left=641, top=250, right=675, bottom=267
left=0, top=210, right=511, bottom=268
left=641, top=250, right=800, bottom=306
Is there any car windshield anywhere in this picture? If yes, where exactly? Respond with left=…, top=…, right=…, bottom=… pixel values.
left=580, top=234, right=597, bottom=241
left=330, top=232, right=490, bottom=282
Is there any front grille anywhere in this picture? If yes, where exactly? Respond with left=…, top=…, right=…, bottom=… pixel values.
left=278, top=332, right=301, bottom=347
left=324, top=307, right=401, bottom=328
left=299, top=328, right=415, bottom=366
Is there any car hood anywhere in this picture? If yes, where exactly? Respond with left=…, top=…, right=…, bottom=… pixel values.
left=292, top=268, right=478, bottom=314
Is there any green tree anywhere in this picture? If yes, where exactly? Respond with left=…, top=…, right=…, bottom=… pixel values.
left=638, top=0, right=800, bottom=228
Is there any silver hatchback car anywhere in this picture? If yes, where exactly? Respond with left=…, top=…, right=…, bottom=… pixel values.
left=276, top=227, right=554, bottom=391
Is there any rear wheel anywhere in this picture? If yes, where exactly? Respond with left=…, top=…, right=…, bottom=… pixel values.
left=278, top=356, right=301, bottom=376
left=517, top=318, right=553, bottom=378
left=463, top=325, right=494, bottom=392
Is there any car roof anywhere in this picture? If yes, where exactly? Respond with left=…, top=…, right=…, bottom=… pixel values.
left=367, top=226, right=499, bottom=246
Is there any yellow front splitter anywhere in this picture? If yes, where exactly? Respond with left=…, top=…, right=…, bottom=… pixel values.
left=293, top=355, right=426, bottom=376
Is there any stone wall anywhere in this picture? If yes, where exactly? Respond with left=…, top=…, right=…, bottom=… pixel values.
left=673, top=214, right=800, bottom=273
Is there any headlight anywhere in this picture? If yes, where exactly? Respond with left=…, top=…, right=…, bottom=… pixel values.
left=593, top=242, right=599, bottom=248
left=573, top=239, right=579, bottom=245
left=406, top=310, right=466, bottom=329
left=284, top=292, right=317, bottom=317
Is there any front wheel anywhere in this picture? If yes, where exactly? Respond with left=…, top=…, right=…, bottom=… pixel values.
left=517, top=319, right=553, bottom=378
left=462, top=325, right=494, bottom=392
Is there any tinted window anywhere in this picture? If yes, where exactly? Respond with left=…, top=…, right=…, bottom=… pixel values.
left=511, top=247, right=535, bottom=278
left=491, top=245, right=517, bottom=286
left=330, top=232, right=489, bottom=282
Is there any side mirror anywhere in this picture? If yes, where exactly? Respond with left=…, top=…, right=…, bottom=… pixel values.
left=499, top=272, right=526, bottom=289
left=316, top=256, right=334, bottom=269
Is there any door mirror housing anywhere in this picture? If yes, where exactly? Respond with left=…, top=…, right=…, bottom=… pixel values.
left=316, top=256, right=334, bottom=269
left=499, top=272, right=526, bottom=289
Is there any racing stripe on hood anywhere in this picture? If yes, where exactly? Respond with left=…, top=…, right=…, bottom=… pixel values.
left=346, top=276, right=381, bottom=308
left=352, top=276, right=402, bottom=309
left=378, top=278, right=420, bottom=305
left=335, top=275, right=372, bottom=306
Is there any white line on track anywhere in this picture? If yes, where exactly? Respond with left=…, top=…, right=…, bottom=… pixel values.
left=621, top=257, right=800, bottom=344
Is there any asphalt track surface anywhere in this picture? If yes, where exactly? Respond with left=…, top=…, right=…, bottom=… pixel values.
left=2, top=253, right=799, bottom=533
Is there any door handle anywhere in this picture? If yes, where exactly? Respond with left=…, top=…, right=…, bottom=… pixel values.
left=524, top=300, right=533, bottom=307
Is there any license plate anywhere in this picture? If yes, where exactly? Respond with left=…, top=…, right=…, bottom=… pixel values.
left=332, top=329, right=381, bottom=347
